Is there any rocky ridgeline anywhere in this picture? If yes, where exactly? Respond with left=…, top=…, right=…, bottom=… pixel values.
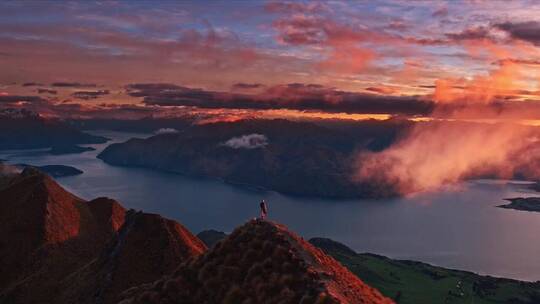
left=119, top=220, right=392, bottom=304
left=0, top=168, right=206, bottom=304
left=0, top=168, right=392, bottom=304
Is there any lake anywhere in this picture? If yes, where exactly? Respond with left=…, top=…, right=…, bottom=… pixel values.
left=1, top=130, right=540, bottom=281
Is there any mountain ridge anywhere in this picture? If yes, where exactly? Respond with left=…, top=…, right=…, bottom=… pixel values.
left=0, top=168, right=205, bottom=304
left=98, top=118, right=404, bottom=199
left=0, top=108, right=108, bottom=150
left=119, top=219, right=393, bottom=304
left=0, top=168, right=392, bottom=303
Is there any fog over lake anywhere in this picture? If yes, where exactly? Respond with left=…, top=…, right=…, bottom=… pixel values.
left=2, top=130, right=540, bottom=282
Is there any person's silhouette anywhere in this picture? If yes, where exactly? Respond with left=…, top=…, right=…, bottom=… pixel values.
left=259, top=199, right=268, bottom=220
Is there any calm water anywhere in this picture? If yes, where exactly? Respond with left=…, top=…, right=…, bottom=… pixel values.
left=1, top=130, right=540, bottom=281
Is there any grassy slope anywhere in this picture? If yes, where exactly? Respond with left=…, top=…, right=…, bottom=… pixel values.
left=197, top=232, right=540, bottom=303
left=323, top=250, right=540, bottom=304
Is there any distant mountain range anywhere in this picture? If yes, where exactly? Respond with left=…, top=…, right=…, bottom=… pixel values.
left=67, top=117, right=194, bottom=133
left=98, top=119, right=408, bottom=198
left=0, top=168, right=392, bottom=304
left=0, top=109, right=107, bottom=150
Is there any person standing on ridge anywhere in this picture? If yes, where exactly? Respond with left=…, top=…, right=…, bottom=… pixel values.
left=259, top=199, right=268, bottom=220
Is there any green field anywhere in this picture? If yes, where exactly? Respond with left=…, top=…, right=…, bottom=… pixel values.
left=310, top=238, right=540, bottom=304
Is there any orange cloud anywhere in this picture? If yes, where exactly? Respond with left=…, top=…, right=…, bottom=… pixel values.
left=355, top=37, right=540, bottom=194
left=318, top=43, right=376, bottom=74
left=355, top=121, right=538, bottom=194
left=436, top=61, right=521, bottom=104
left=269, top=3, right=388, bottom=75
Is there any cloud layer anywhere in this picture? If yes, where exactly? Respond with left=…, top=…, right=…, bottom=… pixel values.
left=355, top=121, right=538, bottom=194
left=2, top=0, right=540, bottom=113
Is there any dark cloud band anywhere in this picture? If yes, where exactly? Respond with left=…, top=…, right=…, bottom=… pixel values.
left=0, top=95, right=47, bottom=103
left=128, top=83, right=434, bottom=116
left=71, top=90, right=110, bottom=100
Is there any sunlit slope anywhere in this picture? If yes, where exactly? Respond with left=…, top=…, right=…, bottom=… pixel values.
left=311, top=238, right=540, bottom=304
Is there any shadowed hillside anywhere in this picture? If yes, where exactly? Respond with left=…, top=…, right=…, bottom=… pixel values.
left=98, top=119, right=407, bottom=198
left=311, top=238, right=540, bottom=304
left=0, top=168, right=205, bottom=304
left=0, top=169, right=392, bottom=304
left=0, top=108, right=107, bottom=150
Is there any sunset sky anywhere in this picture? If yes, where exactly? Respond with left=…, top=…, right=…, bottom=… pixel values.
left=2, top=0, right=540, bottom=120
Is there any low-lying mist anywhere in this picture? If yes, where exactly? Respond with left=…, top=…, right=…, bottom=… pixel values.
left=355, top=121, right=540, bottom=194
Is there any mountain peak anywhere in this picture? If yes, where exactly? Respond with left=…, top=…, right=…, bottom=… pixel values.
left=119, top=219, right=393, bottom=304
left=0, top=170, right=206, bottom=304
left=1, top=171, right=391, bottom=303
left=0, top=167, right=84, bottom=247
left=58, top=210, right=206, bottom=304
left=19, top=165, right=44, bottom=177
left=260, top=221, right=393, bottom=304
left=0, top=170, right=87, bottom=298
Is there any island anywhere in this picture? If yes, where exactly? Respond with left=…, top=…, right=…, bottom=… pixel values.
left=498, top=197, right=540, bottom=213
left=49, top=144, right=96, bottom=155
left=15, top=164, right=83, bottom=177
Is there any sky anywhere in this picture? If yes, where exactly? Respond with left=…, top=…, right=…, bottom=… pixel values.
left=2, top=0, right=540, bottom=121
